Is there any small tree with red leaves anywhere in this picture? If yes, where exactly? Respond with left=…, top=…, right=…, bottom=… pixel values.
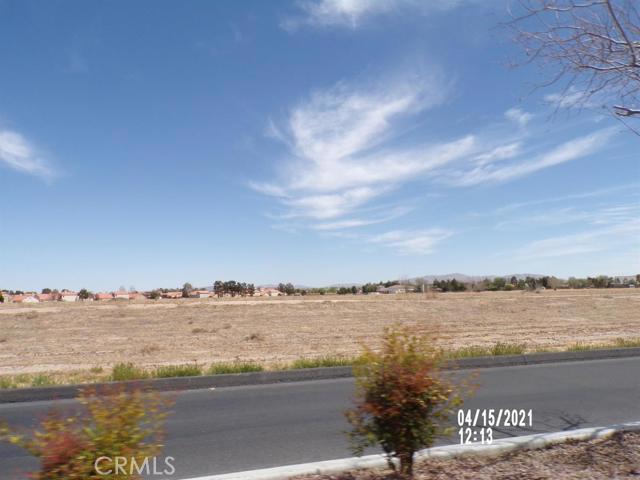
left=1, top=385, right=173, bottom=479
left=346, top=326, right=465, bottom=478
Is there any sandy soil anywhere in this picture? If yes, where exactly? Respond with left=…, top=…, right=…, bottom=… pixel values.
left=296, top=431, right=640, bottom=479
left=0, top=289, right=638, bottom=375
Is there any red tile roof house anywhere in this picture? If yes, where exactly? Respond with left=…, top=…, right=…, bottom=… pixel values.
left=11, top=295, right=25, bottom=303
left=60, top=291, right=79, bottom=302
left=94, top=293, right=113, bottom=301
left=162, top=291, right=182, bottom=299
left=36, top=293, right=56, bottom=302
left=113, top=291, right=130, bottom=300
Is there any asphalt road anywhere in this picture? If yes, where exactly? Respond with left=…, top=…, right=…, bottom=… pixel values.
left=1, top=357, right=639, bottom=479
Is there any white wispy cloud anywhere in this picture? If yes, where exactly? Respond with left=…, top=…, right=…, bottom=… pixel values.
left=496, top=202, right=640, bottom=230
left=283, top=186, right=385, bottom=219
left=544, top=86, right=604, bottom=110
left=287, top=75, right=445, bottom=170
left=447, top=128, right=616, bottom=187
left=254, top=71, right=466, bottom=221
left=504, top=107, right=532, bottom=127
left=281, top=0, right=470, bottom=31
left=494, top=183, right=640, bottom=214
left=473, top=142, right=522, bottom=165
left=0, top=130, right=53, bottom=178
left=311, top=206, right=412, bottom=230
left=312, top=218, right=385, bottom=230
left=368, top=228, right=453, bottom=255
left=513, top=219, right=640, bottom=260
left=253, top=73, right=619, bottom=259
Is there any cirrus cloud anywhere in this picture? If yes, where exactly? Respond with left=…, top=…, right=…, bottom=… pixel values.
left=252, top=70, right=619, bottom=258
left=282, top=0, right=476, bottom=31
left=0, top=130, right=53, bottom=178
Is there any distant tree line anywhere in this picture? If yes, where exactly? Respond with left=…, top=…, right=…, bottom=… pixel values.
left=432, top=279, right=467, bottom=292
left=2, top=273, right=638, bottom=304
left=361, top=280, right=402, bottom=293
left=277, top=283, right=297, bottom=295
left=431, top=275, right=640, bottom=292
left=337, top=286, right=358, bottom=295
left=213, top=280, right=255, bottom=297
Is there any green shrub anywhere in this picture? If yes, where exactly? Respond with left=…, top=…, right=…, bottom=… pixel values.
left=31, top=374, right=54, bottom=387
left=110, top=363, right=149, bottom=381
left=490, top=342, right=526, bottom=356
left=0, top=377, right=14, bottom=389
left=568, top=338, right=640, bottom=352
left=154, top=364, right=202, bottom=378
left=567, top=342, right=595, bottom=352
left=346, top=326, right=468, bottom=477
left=446, top=345, right=491, bottom=359
left=14, top=374, right=29, bottom=385
left=207, top=362, right=263, bottom=375
left=289, top=356, right=355, bottom=369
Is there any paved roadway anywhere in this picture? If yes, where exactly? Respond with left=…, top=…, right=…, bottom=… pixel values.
left=1, top=357, right=639, bottom=479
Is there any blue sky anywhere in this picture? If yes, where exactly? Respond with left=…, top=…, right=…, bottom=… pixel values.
left=0, top=0, right=638, bottom=291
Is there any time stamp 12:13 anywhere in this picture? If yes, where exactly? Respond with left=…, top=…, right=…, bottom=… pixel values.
left=457, top=409, right=533, bottom=444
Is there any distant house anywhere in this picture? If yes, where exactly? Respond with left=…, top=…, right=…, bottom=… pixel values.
left=377, top=285, right=408, bottom=294
left=11, top=295, right=25, bottom=303
left=23, top=295, right=39, bottom=303
left=255, top=288, right=282, bottom=297
left=60, top=292, right=79, bottom=302
left=128, top=292, right=146, bottom=300
left=190, top=290, right=212, bottom=298
left=113, top=291, right=130, bottom=300
left=162, top=291, right=182, bottom=299
left=37, top=293, right=55, bottom=302
left=94, top=293, right=113, bottom=301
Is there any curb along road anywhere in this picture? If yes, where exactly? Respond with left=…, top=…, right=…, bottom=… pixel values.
left=1, top=347, right=639, bottom=403
left=180, top=421, right=640, bottom=480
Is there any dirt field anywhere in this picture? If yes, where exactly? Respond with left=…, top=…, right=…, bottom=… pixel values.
left=0, top=289, right=638, bottom=376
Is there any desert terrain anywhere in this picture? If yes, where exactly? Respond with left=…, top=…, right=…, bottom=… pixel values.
left=0, top=289, right=638, bottom=376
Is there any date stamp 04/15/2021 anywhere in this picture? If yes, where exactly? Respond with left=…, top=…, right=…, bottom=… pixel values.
left=457, top=408, right=534, bottom=445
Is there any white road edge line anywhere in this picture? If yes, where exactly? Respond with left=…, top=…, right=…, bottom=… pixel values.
left=177, top=421, right=640, bottom=480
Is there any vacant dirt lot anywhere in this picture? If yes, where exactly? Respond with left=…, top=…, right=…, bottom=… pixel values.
left=0, top=289, right=638, bottom=375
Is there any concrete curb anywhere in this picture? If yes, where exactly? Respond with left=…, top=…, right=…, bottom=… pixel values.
left=2, top=347, right=640, bottom=403
left=0, top=366, right=354, bottom=403
left=181, top=421, right=640, bottom=480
